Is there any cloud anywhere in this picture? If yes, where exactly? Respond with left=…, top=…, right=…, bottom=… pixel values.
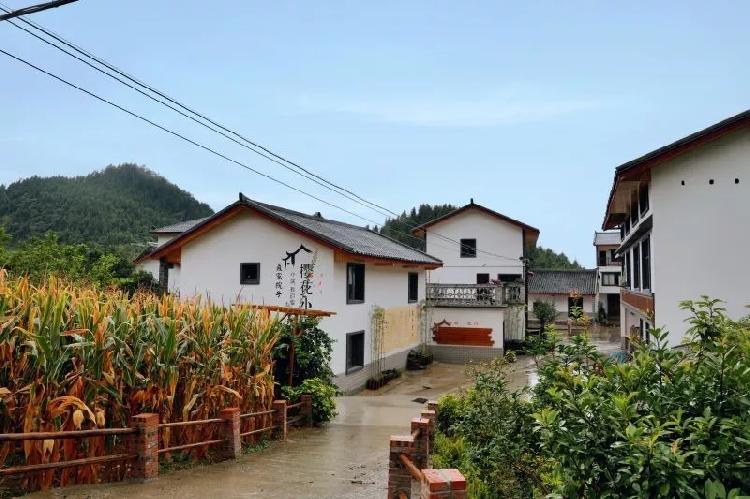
left=295, top=89, right=601, bottom=128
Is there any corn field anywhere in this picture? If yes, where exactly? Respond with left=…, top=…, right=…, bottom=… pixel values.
left=0, top=272, right=283, bottom=490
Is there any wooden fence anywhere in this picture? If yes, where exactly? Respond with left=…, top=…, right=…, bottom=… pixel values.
left=388, top=401, right=466, bottom=498
left=0, top=395, right=312, bottom=492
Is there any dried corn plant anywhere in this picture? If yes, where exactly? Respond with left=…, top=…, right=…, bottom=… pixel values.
left=0, top=271, right=282, bottom=491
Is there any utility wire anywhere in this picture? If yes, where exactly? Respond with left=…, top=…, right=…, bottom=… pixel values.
left=0, top=0, right=76, bottom=21
left=1, top=9, right=523, bottom=263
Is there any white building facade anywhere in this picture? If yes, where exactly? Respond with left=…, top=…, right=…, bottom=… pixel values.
left=136, top=194, right=441, bottom=393
left=602, top=109, right=750, bottom=346
left=593, top=231, right=622, bottom=324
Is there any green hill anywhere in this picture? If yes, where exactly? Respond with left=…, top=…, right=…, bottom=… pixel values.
left=0, top=163, right=214, bottom=249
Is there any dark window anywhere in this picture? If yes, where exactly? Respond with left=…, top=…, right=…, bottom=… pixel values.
left=460, top=238, right=477, bottom=258
left=630, top=198, right=639, bottom=225
left=609, top=249, right=621, bottom=263
left=641, top=236, right=651, bottom=290
left=639, top=184, right=649, bottom=214
left=408, top=272, right=419, bottom=303
left=476, top=273, right=490, bottom=284
left=620, top=224, right=625, bottom=240
left=345, top=331, right=365, bottom=374
left=598, top=250, right=607, bottom=266
left=602, top=272, right=619, bottom=286
left=497, top=273, right=522, bottom=283
left=240, top=263, right=260, bottom=285
left=633, top=245, right=641, bottom=289
left=624, top=251, right=631, bottom=287
left=346, top=263, right=365, bottom=303
left=568, top=296, right=583, bottom=317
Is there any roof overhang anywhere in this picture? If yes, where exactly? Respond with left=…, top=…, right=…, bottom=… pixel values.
left=603, top=109, right=750, bottom=230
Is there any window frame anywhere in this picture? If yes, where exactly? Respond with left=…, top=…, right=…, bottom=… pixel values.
left=345, top=331, right=365, bottom=375
left=460, top=238, right=477, bottom=258
left=641, top=235, right=651, bottom=291
left=407, top=272, right=419, bottom=303
left=346, top=262, right=365, bottom=304
left=601, top=272, right=619, bottom=286
left=633, top=244, right=641, bottom=290
left=239, top=262, right=260, bottom=285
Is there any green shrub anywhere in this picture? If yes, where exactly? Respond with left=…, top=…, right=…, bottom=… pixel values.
left=532, top=301, right=556, bottom=331
left=273, top=317, right=335, bottom=389
left=283, top=377, right=338, bottom=425
left=435, top=394, right=465, bottom=435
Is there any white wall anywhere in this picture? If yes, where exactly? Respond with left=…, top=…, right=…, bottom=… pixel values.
left=137, top=259, right=160, bottom=281
left=529, top=293, right=595, bottom=318
left=650, top=128, right=750, bottom=345
left=425, top=208, right=525, bottom=284
left=428, top=308, right=505, bottom=347
left=159, top=210, right=423, bottom=378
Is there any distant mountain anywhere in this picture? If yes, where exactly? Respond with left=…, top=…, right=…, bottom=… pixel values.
left=0, top=164, right=214, bottom=249
left=378, top=203, right=581, bottom=269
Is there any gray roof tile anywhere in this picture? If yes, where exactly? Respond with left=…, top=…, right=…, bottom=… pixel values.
left=528, top=269, right=597, bottom=295
left=152, top=218, right=208, bottom=234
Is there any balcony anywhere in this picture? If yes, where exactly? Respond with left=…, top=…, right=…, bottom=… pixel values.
left=426, top=283, right=524, bottom=308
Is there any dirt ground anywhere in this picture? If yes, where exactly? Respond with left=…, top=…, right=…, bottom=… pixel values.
left=28, top=327, right=621, bottom=499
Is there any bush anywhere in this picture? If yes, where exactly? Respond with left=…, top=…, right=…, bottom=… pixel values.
left=532, top=301, right=556, bottom=330
left=283, top=377, right=338, bottom=425
left=273, top=317, right=335, bottom=389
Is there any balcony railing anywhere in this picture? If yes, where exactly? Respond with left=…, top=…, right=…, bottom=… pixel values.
left=426, top=283, right=524, bottom=308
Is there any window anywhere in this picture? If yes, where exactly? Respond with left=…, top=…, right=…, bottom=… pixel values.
left=639, top=184, right=649, bottom=215
left=602, top=272, right=619, bottom=286
left=476, top=273, right=490, bottom=284
left=629, top=199, right=639, bottom=225
left=624, top=251, right=631, bottom=287
left=346, top=263, right=365, bottom=303
left=620, top=224, right=625, bottom=240
left=633, top=245, right=641, bottom=289
left=460, top=238, right=477, bottom=258
left=609, top=249, right=621, bottom=264
left=497, top=273, right=522, bottom=283
left=345, top=331, right=365, bottom=374
left=240, top=263, right=260, bottom=285
left=598, top=250, right=607, bottom=266
left=641, top=236, right=651, bottom=290
left=408, top=272, right=419, bottom=303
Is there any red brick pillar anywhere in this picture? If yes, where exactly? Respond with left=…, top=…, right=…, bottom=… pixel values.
left=218, top=407, right=241, bottom=460
left=420, top=469, right=467, bottom=499
left=300, top=394, right=313, bottom=426
left=410, top=417, right=430, bottom=469
left=131, top=413, right=159, bottom=480
left=420, top=409, right=436, bottom=458
left=272, top=400, right=287, bottom=440
left=388, top=434, right=414, bottom=498
left=427, top=400, right=438, bottom=415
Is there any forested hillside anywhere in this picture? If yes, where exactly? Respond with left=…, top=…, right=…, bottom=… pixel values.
left=0, top=164, right=214, bottom=248
left=378, top=203, right=581, bottom=269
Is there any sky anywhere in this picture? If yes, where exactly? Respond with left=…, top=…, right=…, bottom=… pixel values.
left=1, top=1, right=748, bottom=266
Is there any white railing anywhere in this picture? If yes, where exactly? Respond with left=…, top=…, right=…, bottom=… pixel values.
left=426, top=283, right=524, bottom=308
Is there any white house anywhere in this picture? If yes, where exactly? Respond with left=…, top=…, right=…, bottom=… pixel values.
left=593, top=231, right=622, bottom=323
left=412, top=200, right=539, bottom=285
left=602, top=108, right=750, bottom=346
left=136, top=194, right=442, bottom=393
left=528, top=269, right=597, bottom=323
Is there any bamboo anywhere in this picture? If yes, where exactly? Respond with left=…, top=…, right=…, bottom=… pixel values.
left=158, top=439, right=224, bottom=455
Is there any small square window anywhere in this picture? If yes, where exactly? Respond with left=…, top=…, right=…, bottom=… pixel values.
left=408, top=272, right=419, bottom=303
left=346, top=263, right=365, bottom=303
left=346, top=331, right=365, bottom=374
left=240, top=263, right=260, bottom=285
left=460, top=238, right=477, bottom=258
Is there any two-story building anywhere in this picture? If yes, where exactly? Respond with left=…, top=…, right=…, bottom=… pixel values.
left=593, top=231, right=622, bottom=324
left=136, top=193, right=442, bottom=393
left=602, top=108, right=750, bottom=346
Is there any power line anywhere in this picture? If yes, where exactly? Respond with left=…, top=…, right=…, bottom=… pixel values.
left=0, top=9, right=523, bottom=263
left=0, top=0, right=76, bottom=21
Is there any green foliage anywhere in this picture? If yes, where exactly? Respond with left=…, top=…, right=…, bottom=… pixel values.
left=436, top=297, right=750, bottom=497
left=0, top=163, right=213, bottom=250
left=283, top=378, right=338, bottom=425
left=273, top=317, right=335, bottom=387
left=532, top=300, right=557, bottom=329
left=378, top=203, right=457, bottom=250
left=528, top=246, right=582, bottom=269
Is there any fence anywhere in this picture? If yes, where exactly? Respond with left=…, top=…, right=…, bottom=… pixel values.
left=0, top=394, right=312, bottom=491
left=388, top=401, right=466, bottom=498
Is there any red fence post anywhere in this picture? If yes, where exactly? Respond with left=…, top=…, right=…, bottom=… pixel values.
left=420, top=469, right=466, bottom=499
left=300, top=394, right=313, bottom=426
left=272, top=400, right=287, bottom=440
left=427, top=400, right=438, bottom=415
left=388, top=435, right=414, bottom=498
left=218, top=407, right=241, bottom=460
left=131, top=413, right=159, bottom=480
left=420, top=409, right=436, bottom=459
left=411, top=417, right=430, bottom=470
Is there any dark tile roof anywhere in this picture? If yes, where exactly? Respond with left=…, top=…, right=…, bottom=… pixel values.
left=152, top=218, right=209, bottom=234
left=528, top=269, right=597, bottom=295
left=241, top=195, right=441, bottom=265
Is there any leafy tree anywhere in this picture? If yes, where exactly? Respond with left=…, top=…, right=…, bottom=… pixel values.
left=527, top=246, right=582, bottom=269
left=378, top=203, right=458, bottom=250
left=532, top=301, right=557, bottom=332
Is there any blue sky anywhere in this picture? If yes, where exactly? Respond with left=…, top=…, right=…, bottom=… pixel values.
left=1, top=1, right=748, bottom=266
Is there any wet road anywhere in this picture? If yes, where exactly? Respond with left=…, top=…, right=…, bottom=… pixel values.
left=31, top=327, right=620, bottom=499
